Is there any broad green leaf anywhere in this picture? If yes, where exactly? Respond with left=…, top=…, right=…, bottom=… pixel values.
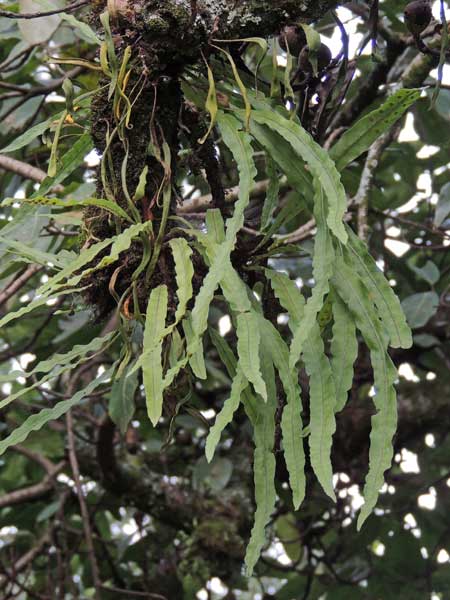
left=109, top=363, right=139, bottom=434
left=289, top=181, right=335, bottom=370
left=276, top=514, right=303, bottom=563
left=330, top=89, right=422, bottom=171
left=410, top=260, right=440, bottom=286
left=332, top=258, right=398, bottom=530
left=142, top=285, right=168, bottom=426
left=345, top=227, right=412, bottom=349
left=401, top=291, right=439, bottom=329
left=237, top=312, right=267, bottom=401
left=169, top=238, right=194, bottom=324
left=434, top=182, right=450, bottom=227
left=205, top=369, right=247, bottom=463
left=248, top=106, right=348, bottom=242
left=245, top=344, right=277, bottom=576
left=330, top=294, right=358, bottom=413
left=0, top=368, right=114, bottom=455
left=60, top=12, right=101, bottom=45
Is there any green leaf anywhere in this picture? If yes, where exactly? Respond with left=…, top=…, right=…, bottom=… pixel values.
left=0, top=116, right=56, bottom=153
left=169, top=237, right=194, bottom=324
left=303, top=322, right=336, bottom=501
left=60, top=12, right=101, bottom=45
left=32, top=132, right=93, bottom=197
left=330, top=294, right=358, bottom=413
left=289, top=181, right=335, bottom=370
left=198, top=61, right=218, bottom=144
left=410, top=260, right=440, bottom=286
left=3, top=195, right=133, bottom=223
left=401, top=292, right=440, bottom=329
left=0, top=367, right=114, bottom=455
left=0, top=332, right=116, bottom=385
left=237, top=312, right=267, bottom=401
left=109, top=363, right=139, bottom=435
left=182, top=314, right=207, bottom=380
left=261, top=156, right=280, bottom=230
left=345, top=227, right=412, bottom=349
left=257, top=313, right=306, bottom=510
left=330, top=88, right=422, bottom=172
left=208, top=328, right=258, bottom=424
left=182, top=113, right=255, bottom=374
left=248, top=105, right=348, bottom=242
left=142, top=285, right=168, bottom=426
left=245, top=344, right=277, bottom=576
left=205, top=369, right=247, bottom=463
left=434, top=182, right=450, bottom=227
left=0, top=332, right=116, bottom=410
left=332, top=258, right=398, bottom=530
left=267, top=270, right=335, bottom=501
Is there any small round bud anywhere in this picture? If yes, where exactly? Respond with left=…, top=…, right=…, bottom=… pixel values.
left=278, top=25, right=307, bottom=56
left=404, top=0, right=432, bottom=37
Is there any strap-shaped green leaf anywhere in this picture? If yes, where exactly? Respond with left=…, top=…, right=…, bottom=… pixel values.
left=190, top=113, right=256, bottom=336
left=205, top=369, right=248, bottom=463
left=0, top=332, right=116, bottom=384
left=245, top=345, right=277, bottom=576
left=330, top=293, right=358, bottom=413
left=257, top=313, right=305, bottom=510
left=209, top=328, right=258, bottom=424
left=330, top=88, right=422, bottom=172
left=109, top=362, right=139, bottom=434
left=0, top=367, right=114, bottom=456
left=303, top=323, right=337, bottom=501
left=169, top=237, right=194, bottom=324
left=289, top=181, right=335, bottom=370
left=345, top=227, right=412, bottom=349
left=142, top=285, right=168, bottom=426
left=332, top=258, right=398, bottom=530
left=268, top=270, right=335, bottom=502
left=182, top=314, right=207, bottom=379
left=248, top=107, right=348, bottom=242
left=237, top=312, right=267, bottom=401
left=0, top=332, right=117, bottom=411
left=2, top=195, right=133, bottom=223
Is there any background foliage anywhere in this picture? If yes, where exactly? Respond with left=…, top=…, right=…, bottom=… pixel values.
left=0, top=0, right=449, bottom=599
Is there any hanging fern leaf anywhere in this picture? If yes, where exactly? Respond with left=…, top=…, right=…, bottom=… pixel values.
left=332, top=257, right=398, bottom=530
left=330, top=293, right=358, bottom=413
left=142, top=284, right=169, bottom=426
left=245, top=344, right=277, bottom=576
left=345, top=227, right=412, bottom=349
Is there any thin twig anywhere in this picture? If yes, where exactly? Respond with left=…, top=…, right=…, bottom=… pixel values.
left=0, top=1, right=88, bottom=19
left=0, top=265, right=42, bottom=309
left=0, top=154, right=64, bottom=192
left=66, top=405, right=102, bottom=598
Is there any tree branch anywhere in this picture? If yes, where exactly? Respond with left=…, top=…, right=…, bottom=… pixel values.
left=0, top=1, right=88, bottom=19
